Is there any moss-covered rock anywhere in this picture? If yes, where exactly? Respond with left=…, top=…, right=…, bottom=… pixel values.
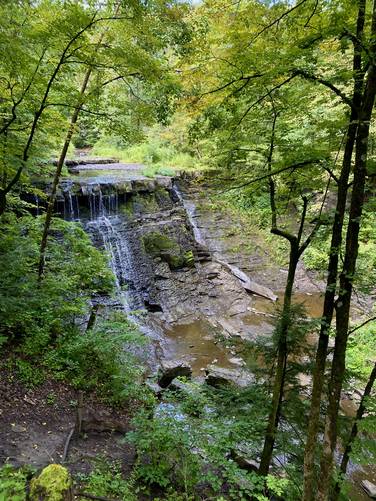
left=143, top=231, right=178, bottom=255
left=142, top=232, right=195, bottom=270
left=30, top=464, right=73, bottom=501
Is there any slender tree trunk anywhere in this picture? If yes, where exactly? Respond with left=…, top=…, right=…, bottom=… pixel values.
left=317, top=12, right=376, bottom=494
left=37, top=68, right=92, bottom=279
left=0, top=17, right=102, bottom=217
left=302, top=110, right=358, bottom=500
left=259, top=242, right=299, bottom=474
left=302, top=2, right=366, bottom=496
left=86, top=304, right=99, bottom=331
left=258, top=107, right=318, bottom=475
left=37, top=4, right=120, bottom=279
left=332, top=362, right=376, bottom=500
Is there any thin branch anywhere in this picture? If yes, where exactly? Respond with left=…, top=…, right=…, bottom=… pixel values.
left=247, top=0, right=307, bottom=47
left=46, top=102, right=115, bottom=117
left=248, top=0, right=308, bottom=46
left=232, top=74, right=297, bottom=132
left=322, top=165, right=340, bottom=184
left=304, top=0, right=319, bottom=27
left=199, top=73, right=264, bottom=98
left=0, top=48, right=47, bottom=135
left=348, top=316, right=376, bottom=335
left=298, top=175, right=331, bottom=256
left=221, top=159, right=321, bottom=192
left=61, top=426, right=75, bottom=463
left=293, top=69, right=354, bottom=108
left=297, top=196, right=309, bottom=245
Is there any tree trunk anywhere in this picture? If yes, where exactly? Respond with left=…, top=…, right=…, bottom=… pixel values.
left=259, top=241, right=299, bottom=475
left=332, top=362, right=376, bottom=500
left=302, top=109, right=358, bottom=500
left=302, top=2, right=366, bottom=497
left=0, top=189, right=6, bottom=217
left=317, top=18, right=376, bottom=495
left=37, top=68, right=92, bottom=280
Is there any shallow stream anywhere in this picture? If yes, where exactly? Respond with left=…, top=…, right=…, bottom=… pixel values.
left=58, top=162, right=373, bottom=501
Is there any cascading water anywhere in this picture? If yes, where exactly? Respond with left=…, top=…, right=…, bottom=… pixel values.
left=172, top=183, right=206, bottom=246
left=83, top=185, right=144, bottom=312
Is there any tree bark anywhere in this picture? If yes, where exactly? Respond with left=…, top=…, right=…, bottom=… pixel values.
left=317, top=4, right=376, bottom=495
left=37, top=68, right=93, bottom=279
left=259, top=240, right=299, bottom=474
left=302, top=2, right=366, bottom=497
left=0, top=16, right=101, bottom=216
left=332, top=362, right=376, bottom=500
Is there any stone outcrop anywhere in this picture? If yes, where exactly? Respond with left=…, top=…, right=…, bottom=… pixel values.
left=157, top=360, right=193, bottom=388
left=205, top=365, right=254, bottom=388
left=362, top=480, right=376, bottom=498
left=216, top=260, right=278, bottom=301
left=230, top=449, right=260, bottom=472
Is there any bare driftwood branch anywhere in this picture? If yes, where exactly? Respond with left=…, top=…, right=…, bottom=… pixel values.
left=61, top=427, right=75, bottom=463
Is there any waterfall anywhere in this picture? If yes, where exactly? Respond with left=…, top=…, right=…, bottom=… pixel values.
left=87, top=214, right=132, bottom=311
left=63, top=191, right=80, bottom=221
left=34, top=195, right=40, bottom=216
left=172, top=183, right=206, bottom=246
left=83, top=184, right=145, bottom=312
left=87, top=186, right=118, bottom=220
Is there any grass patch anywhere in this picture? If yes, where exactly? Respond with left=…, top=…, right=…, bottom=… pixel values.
left=91, top=134, right=205, bottom=174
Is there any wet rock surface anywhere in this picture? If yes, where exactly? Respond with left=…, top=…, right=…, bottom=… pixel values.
left=205, top=365, right=254, bottom=388
left=157, top=360, right=193, bottom=388
left=362, top=480, right=376, bottom=498
left=47, top=163, right=328, bottom=379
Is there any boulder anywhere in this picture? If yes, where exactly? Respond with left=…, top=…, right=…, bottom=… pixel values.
left=157, top=360, right=192, bottom=388
left=230, top=449, right=260, bottom=472
left=362, top=480, right=376, bottom=498
left=155, top=175, right=173, bottom=189
left=169, top=378, right=196, bottom=396
left=205, top=365, right=254, bottom=388
left=30, top=464, right=73, bottom=501
left=145, top=380, right=164, bottom=398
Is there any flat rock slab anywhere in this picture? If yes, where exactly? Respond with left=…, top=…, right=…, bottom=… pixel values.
left=216, top=259, right=278, bottom=301
left=362, top=480, right=376, bottom=498
left=230, top=449, right=260, bottom=472
left=205, top=365, right=254, bottom=388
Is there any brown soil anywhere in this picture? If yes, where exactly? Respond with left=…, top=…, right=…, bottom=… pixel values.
left=0, top=359, right=135, bottom=477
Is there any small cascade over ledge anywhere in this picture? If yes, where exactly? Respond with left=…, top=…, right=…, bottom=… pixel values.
left=38, top=162, right=284, bottom=376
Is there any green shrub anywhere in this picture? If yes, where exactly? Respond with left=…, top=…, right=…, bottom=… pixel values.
left=15, top=359, right=45, bottom=388
left=92, top=133, right=201, bottom=173
left=0, top=214, right=113, bottom=348
left=76, top=460, right=137, bottom=501
left=0, top=464, right=30, bottom=501
left=44, top=314, right=153, bottom=405
left=128, top=409, right=202, bottom=493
